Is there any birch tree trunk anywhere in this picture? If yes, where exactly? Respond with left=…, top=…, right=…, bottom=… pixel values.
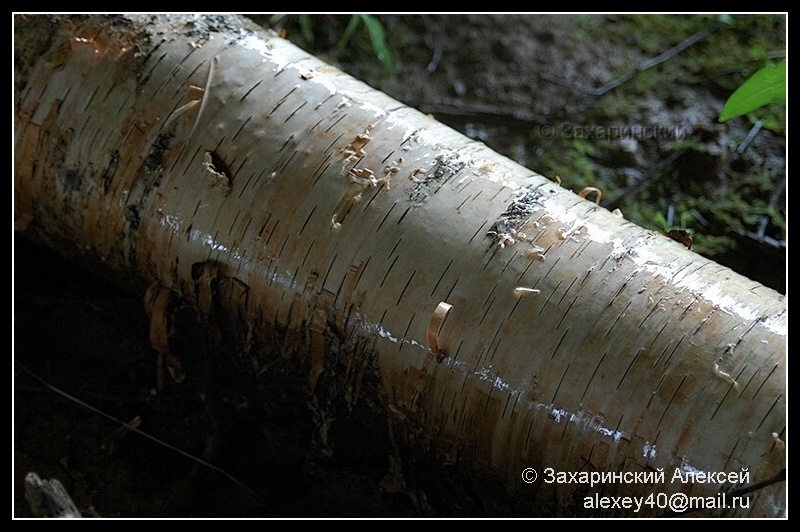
left=14, top=14, right=786, bottom=517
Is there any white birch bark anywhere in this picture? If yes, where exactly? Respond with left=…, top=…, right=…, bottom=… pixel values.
left=14, top=14, right=785, bottom=517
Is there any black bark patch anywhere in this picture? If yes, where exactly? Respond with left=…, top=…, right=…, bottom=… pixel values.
left=143, top=131, right=174, bottom=173
left=58, top=168, right=83, bottom=191
left=125, top=204, right=141, bottom=230
left=408, top=152, right=467, bottom=205
left=487, top=188, right=542, bottom=247
left=101, top=150, right=121, bottom=194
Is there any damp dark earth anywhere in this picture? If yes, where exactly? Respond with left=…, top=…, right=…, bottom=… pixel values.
left=14, top=14, right=785, bottom=518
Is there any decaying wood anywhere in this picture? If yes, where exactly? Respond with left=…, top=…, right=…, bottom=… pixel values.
left=24, top=472, right=81, bottom=518
left=14, top=14, right=785, bottom=517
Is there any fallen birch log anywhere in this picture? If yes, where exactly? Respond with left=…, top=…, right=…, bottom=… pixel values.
left=14, top=14, right=786, bottom=517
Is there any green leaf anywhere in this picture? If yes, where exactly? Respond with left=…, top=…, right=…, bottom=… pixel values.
left=298, top=14, right=314, bottom=44
left=360, top=15, right=395, bottom=74
left=719, top=59, right=786, bottom=122
left=337, top=15, right=362, bottom=53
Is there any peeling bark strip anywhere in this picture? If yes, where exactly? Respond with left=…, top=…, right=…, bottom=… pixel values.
left=14, top=14, right=785, bottom=517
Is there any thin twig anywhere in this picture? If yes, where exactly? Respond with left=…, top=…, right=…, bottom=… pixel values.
left=15, top=360, right=256, bottom=497
left=757, top=177, right=785, bottom=239
left=736, top=119, right=765, bottom=154
left=542, top=22, right=721, bottom=97
left=420, top=15, right=443, bottom=74
left=603, top=149, right=687, bottom=211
